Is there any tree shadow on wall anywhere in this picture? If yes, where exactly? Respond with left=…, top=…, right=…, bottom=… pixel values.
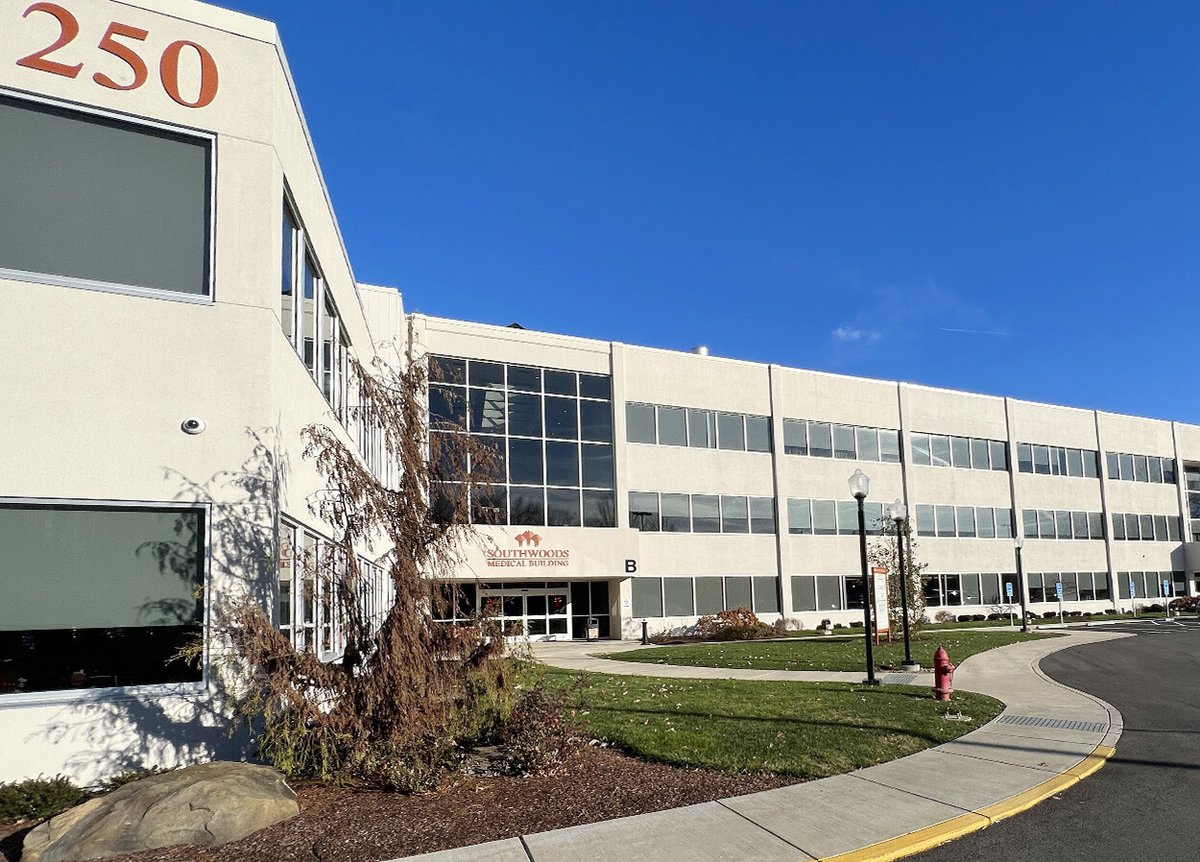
left=37, top=428, right=286, bottom=785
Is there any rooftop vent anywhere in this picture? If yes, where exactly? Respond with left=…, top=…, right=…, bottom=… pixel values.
left=692, top=345, right=709, bottom=356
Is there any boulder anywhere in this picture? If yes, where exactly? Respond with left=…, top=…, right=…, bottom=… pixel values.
left=22, top=762, right=298, bottom=862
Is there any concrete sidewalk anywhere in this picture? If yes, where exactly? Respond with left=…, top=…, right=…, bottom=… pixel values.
left=393, top=632, right=1125, bottom=862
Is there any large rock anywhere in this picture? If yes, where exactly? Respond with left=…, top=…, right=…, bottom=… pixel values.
left=22, top=761, right=298, bottom=862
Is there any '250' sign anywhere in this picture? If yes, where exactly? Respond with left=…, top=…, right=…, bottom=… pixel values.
left=15, top=2, right=219, bottom=108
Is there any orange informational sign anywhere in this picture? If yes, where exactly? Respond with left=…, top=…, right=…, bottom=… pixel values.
left=872, top=570, right=890, bottom=635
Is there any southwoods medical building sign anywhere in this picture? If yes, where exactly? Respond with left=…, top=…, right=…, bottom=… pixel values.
left=484, top=532, right=571, bottom=568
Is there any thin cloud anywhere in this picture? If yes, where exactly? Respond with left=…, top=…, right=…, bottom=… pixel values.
left=831, top=326, right=881, bottom=344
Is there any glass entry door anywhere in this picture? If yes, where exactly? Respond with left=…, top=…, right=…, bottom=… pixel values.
left=481, top=585, right=570, bottom=639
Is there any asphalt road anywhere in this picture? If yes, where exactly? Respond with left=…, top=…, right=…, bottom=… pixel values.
left=913, top=619, right=1200, bottom=862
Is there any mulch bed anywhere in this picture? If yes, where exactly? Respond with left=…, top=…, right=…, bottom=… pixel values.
left=1, top=746, right=795, bottom=862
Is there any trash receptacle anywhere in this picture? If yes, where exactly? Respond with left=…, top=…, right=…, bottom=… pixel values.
left=586, top=617, right=600, bottom=642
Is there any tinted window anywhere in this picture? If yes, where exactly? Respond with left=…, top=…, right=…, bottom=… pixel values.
left=995, top=508, right=1013, bottom=538
left=544, top=441, right=579, bottom=486
left=880, top=429, right=901, bottom=463
left=688, top=410, right=716, bottom=448
left=625, top=403, right=655, bottom=443
left=811, top=500, right=836, bottom=535
left=469, top=361, right=504, bottom=389
left=470, top=388, right=506, bottom=434
left=750, top=497, right=775, bottom=534
left=1018, top=443, right=1033, bottom=473
left=509, top=487, right=544, bottom=525
left=783, top=419, right=807, bottom=455
left=581, top=444, right=613, bottom=488
left=808, top=423, right=833, bottom=458
left=990, top=440, right=1008, bottom=471
left=692, top=495, right=720, bottom=532
left=721, top=496, right=749, bottom=533
left=579, top=400, right=612, bottom=442
left=0, top=96, right=211, bottom=296
left=1067, top=448, right=1083, bottom=477
left=508, top=366, right=541, bottom=391
left=788, top=498, right=812, bottom=534
left=856, top=427, right=879, bottom=461
left=935, top=505, right=955, bottom=537
left=661, top=493, right=691, bottom=532
left=508, top=439, right=543, bottom=485
left=430, top=356, right=466, bottom=385
left=916, top=504, right=935, bottom=537
left=544, top=397, right=577, bottom=439
left=1033, top=446, right=1051, bottom=474
left=977, top=507, right=995, bottom=538
left=657, top=406, right=688, bottom=446
left=911, top=433, right=931, bottom=466
left=836, top=500, right=859, bottom=535
left=951, top=437, right=970, bottom=468
left=833, top=425, right=856, bottom=459
left=956, top=506, right=976, bottom=537
left=971, top=438, right=989, bottom=469
left=930, top=436, right=951, bottom=467
left=509, top=393, right=543, bottom=437
left=582, top=490, right=615, bottom=527
left=629, top=492, right=660, bottom=531
left=543, top=370, right=576, bottom=396
left=579, top=374, right=611, bottom=400
left=717, top=413, right=745, bottom=450
left=746, top=416, right=771, bottom=452
left=546, top=489, right=580, bottom=526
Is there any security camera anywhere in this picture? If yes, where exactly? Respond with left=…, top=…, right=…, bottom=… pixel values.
left=181, top=417, right=206, bottom=435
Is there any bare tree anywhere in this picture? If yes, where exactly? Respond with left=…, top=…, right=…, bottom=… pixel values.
left=868, top=516, right=928, bottom=640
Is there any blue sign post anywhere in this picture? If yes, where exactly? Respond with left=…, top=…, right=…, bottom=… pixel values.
left=1055, top=581, right=1064, bottom=625
left=1005, top=581, right=1015, bottom=626
left=1130, top=579, right=1138, bottom=617
left=1163, top=579, right=1172, bottom=619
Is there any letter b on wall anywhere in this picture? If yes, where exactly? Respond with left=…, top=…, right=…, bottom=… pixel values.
left=625, top=559, right=637, bottom=574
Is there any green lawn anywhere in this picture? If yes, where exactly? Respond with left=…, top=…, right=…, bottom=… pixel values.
left=608, top=630, right=1056, bottom=673
left=542, top=670, right=1003, bottom=777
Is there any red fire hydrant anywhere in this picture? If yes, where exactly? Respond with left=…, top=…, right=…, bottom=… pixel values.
left=933, top=645, right=955, bottom=702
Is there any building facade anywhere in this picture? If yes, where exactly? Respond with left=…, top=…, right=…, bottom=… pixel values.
left=413, top=314, right=1200, bottom=641
left=3, top=0, right=1198, bottom=785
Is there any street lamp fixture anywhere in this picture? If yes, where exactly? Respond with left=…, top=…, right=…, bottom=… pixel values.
left=1014, top=536, right=1029, bottom=633
left=848, top=470, right=879, bottom=686
left=887, top=498, right=918, bottom=670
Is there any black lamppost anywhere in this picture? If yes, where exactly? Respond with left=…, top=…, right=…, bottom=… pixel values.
left=849, top=469, right=879, bottom=686
left=1015, top=536, right=1029, bottom=633
left=888, top=499, right=918, bottom=670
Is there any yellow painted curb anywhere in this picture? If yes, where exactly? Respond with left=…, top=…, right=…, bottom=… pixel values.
left=818, top=745, right=1116, bottom=862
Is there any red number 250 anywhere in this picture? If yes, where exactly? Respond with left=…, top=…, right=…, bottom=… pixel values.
left=16, top=2, right=218, bottom=108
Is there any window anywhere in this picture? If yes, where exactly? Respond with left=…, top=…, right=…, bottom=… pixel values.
left=911, top=433, right=931, bottom=466
left=783, top=419, right=807, bottom=455
left=788, top=498, right=812, bottom=535
left=746, top=417, right=771, bottom=452
left=750, top=497, right=776, bottom=534
left=971, top=438, right=989, bottom=470
left=977, top=508, right=995, bottom=539
left=935, top=505, right=956, bottom=537
left=661, top=493, right=691, bottom=532
left=1, top=95, right=212, bottom=298
left=930, top=436, right=952, bottom=468
left=753, top=577, right=780, bottom=613
left=664, top=578, right=694, bottom=616
left=632, top=579, right=663, bottom=617
left=626, top=403, right=656, bottom=443
left=812, top=500, right=837, bottom=535
left=721, top=496, right=750, bottom=533
left=917, top=505, right=936, bottom=537
left=657, top=406, right=687, bottom=446
left=1106, top=451, right=1176, bottom=484
left=1023, top=510, right=1039, bottom=538
left=1033, top=446, right=1051, bottom=475
left=956, top=507, right=976, bottom=537
left=880, top=430, right=901, bottom=463
left=725, top=577, right=752, bottom=609
left=1, top=502, right=204, bottom=695
left=696, top=578, right=724, bottom=614
left=629, top=493, right=660, bottom=532
left=857, top=427, right=880, bottom=461
left=837, top=500, right=859, bottom=536
left=688, top=409, right=717, bottom=448
left=951, top=437, right=971, bottom=468
left=692, top=495, right=721, bottom=533
left=1018, top=443, right=1033, bottom=473
left=995, top=509, right=1014, bottom=539
left=717, top=413, right=745, bottom=450
left=281, top=200, right=352, bottom=416
left=833, top=425, right=856, bottom=459
left=808, top=423, right=833, bottom=458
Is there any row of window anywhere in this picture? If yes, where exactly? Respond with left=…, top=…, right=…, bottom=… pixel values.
left=1026, top=572, right=1112, bottom=603
left=1016, top=444, right=1101, bottom=478
left=430, top=357, right=613, bottom=400
left=282, top=200, right=352, bottom=417
left=277, top=519, right=393, bottom=660
left=433, top=483, right=616, bottom=528
left=915, top=505, right=1016, bottom=539
left=632, top=575, right=780, bottom=617
left=626, top=403, right=772, bottom=452
left=431, top=433, right=614, bottom=491
left=782, top=420, right=901, bottom=463
left=1106, top=451, right=1177, bottom=484
left=629, top=492, right=776, bottom=534
left=786, top=498, right=888, bottom=536
left=1110, top=512, right=1182, bottom=542
left=1117, top=571, right=1187, bottom=600
left=432, top=386, right=613, bottom=443
left=910, top=434, right=1008, bottom=472
left=1188, top=467, right=1200, bottom=542
left=1020, top=509, right=1106, bottom=541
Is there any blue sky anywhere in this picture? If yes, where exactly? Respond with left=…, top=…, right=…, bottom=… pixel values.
left=229, top=1, right=1200, bottom=422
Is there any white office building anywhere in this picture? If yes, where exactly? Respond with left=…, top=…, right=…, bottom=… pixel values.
left=2, top=0, right=1196, bottom=784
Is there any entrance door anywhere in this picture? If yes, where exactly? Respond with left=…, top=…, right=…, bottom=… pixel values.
left=481, top=586, right=571, bottom=640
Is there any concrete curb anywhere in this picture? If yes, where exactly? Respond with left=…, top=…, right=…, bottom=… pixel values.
left=821, top=744, right=1115, bottom=862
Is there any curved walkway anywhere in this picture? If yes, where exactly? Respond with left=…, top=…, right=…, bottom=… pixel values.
left=396, top=632, right=1125, bottom=862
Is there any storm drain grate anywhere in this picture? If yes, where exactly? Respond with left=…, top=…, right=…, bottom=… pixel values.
left=996, top=714, right=1106, bottom=733
left=880, top=673, right=920, bottom=685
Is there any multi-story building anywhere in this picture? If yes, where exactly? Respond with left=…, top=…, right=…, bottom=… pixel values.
left=413, top=316, right=1200, bottom=642
left=2, top=0, right=1196, bottom=785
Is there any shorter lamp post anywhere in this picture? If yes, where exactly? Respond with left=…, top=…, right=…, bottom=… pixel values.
left=849, top=469, right=879, bottom=686
left=1014, top=536, right=1029, bottom=633
left=888, top=499, right=918, bottom=670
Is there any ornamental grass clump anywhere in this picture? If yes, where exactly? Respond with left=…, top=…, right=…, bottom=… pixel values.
left=695, top=607, right=774, bottom=641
